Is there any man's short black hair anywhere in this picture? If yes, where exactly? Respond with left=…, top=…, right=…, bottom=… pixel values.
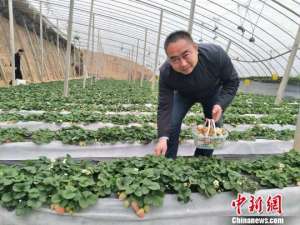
left=164, top=30, right=194, bottom=51
left=18, top=49, right=24, bottom=52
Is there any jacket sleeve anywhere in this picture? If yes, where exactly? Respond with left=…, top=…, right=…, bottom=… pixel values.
left=216, top=47, right=239, bottom=110
left=157, top=73, right=174, bottom=138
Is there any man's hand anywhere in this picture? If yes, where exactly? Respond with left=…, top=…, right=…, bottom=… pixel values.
left=154, top=138, right=168, bottom=156
left=212, top=104, right=223, bottom=122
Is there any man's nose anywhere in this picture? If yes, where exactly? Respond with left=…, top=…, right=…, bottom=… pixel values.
left=179, top=58, right=187, bottom=66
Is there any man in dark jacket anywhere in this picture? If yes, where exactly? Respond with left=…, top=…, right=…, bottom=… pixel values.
left=154, top=30, right=239, bottom=159
left=15, top=49, right=24, bottom=80
left=9, top=49, right=24, bottom=85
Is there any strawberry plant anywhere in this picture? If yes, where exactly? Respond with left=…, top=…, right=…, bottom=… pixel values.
left=0, top=128, right=30, bottom=143
left=31, top=129, right=56, bottom=144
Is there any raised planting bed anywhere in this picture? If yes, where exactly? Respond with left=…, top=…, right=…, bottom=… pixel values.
left=0, top=150, right=299, bottom=223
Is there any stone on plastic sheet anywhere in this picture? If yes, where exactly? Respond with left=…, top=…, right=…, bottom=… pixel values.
left=0, top=187, right=299, bottom=225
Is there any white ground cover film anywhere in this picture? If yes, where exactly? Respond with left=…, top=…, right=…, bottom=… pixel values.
left=0, top=139, right=293, bottom=161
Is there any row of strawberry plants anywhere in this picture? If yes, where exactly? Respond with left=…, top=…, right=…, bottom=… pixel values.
left=0, top=100, right=297, bottom=115
left=0, top=111, right=297, bottom=125
left=0, top=112, right=156, bottom=125
left=0, top=80, right=156, bottom=111
left=0, top=79, right=299, bottom=114
left=0, top=151, right=299, bottom=217
left=0, top=125, right=295, bottom=145
left=0, top=126, right=156, bottom=145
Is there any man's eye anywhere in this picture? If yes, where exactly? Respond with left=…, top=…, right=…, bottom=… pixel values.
left=183, top=53, right=190, bottom=58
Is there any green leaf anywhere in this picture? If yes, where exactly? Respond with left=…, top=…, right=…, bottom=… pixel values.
left=23, top=166, right=37, bottom=174
left=143, top=191, right=164, bottom=207
left=13, top=182, right=31, bottom=192
left=206, top=186, right=217, bottom=196
left=51, top=193, right=61, bottom=203
left=1, top=193, right=12, bottom=202
left=123, top=168, right=139, bottom=175
left=79, top=191, right=98, bottom=208
left=116, top=177, right=133, bottom=190
left=147, top=182, right=160, bottom=191
left=135, top=189, right=143, bottom=197
left=223, top=181, right=231, bottom=190
left=27, top=199, right=42, bottom=209
left=78, top=177, right=95, bottom=187
left=2, top=178, right=13, bottom=186
left=13, top=192, right=26, bottom=199
left=141, top=186, right=150, bottom=195
left=61, top=190, right=77, bottom=200
left=28, top=188, right=40, bottom=199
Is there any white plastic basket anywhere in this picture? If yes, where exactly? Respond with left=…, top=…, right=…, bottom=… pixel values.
left=192, top=119, right=228, bottom=149
left=15, top=79, right=26, bottom=85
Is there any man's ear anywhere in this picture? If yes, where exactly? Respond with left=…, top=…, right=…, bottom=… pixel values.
left=193, top=43, right=198, bottom=52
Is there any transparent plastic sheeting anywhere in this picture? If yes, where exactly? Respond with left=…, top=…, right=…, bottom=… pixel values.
left=0, top=187, right=299, bottom=225
left=0, top=140, right=293, bottom=161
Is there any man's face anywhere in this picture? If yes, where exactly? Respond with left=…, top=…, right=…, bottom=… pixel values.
left=166, top=39, right=198, bottom=75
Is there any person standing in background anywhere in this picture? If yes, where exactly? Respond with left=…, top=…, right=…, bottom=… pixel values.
left=14, top=49, right=24, bottom=80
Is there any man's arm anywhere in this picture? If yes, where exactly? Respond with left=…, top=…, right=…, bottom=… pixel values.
left=157, top=73, right=174, bottom=138
left=215, top=47, right=239, bottom=110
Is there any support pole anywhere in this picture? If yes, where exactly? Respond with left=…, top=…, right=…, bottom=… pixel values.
left=77, top=39, right=80, bottom=77
left=56, top=19, right=59, bottom=55
left=127, top=50, right=131, bottom=81
left=73, top=39, right=76, bottom=77
left=96, top=30, right=100, bottom=79
left=294, top=110, right=300, bottom=151
left=40, top=2, right=44, bottom=78
left=152, top=9, right=163, bottom=90
left=98, top=30, right=104, bottom=79
left=188, top=0, right=196, bottom=34
left=83, top=0, right=94, bottom=88
left=64, top=0, right=75, bottom=97
left=130, top=45, right=134, bottom=81
left=90, top=13, right=95, bottom=84
left=133, top=39, right=139, bottom=82
left=8, top=0, right=15, bottom=85
left=226, top=39, right=232, bottom=53
left=275, top=25, right=300, bottom=104
left=140, top=28, right=147, bottom=87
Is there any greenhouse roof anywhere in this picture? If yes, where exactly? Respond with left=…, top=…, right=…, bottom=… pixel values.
left=9, top=0, right=300, bottom=77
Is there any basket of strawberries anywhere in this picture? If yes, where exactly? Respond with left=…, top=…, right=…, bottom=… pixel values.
left=192, top=119, right=228, bottom=149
